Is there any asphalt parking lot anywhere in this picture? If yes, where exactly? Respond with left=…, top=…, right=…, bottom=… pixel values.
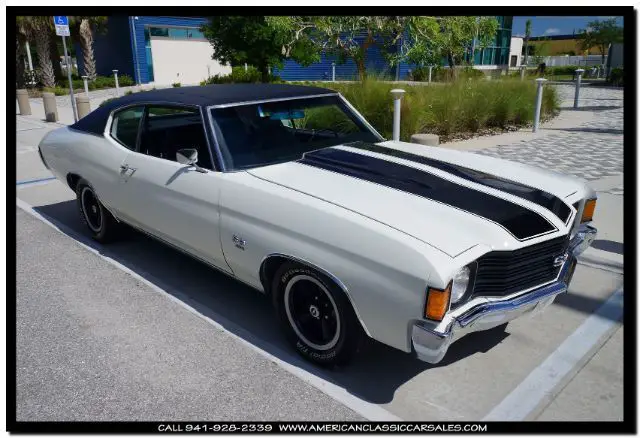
left=15, top=96, right=624, bottom=421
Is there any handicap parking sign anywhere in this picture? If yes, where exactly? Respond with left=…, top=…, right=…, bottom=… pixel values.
left=53, top=16, right=70, bottom=36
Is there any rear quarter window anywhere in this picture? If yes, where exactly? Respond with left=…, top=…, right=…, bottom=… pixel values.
left=110, top=107, right=144, bottom=150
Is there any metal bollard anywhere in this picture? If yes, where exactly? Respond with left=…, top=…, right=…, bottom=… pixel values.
left=573, top=69, right=584, bottom=109
left=76, top=94, right=91, bottom=119
left=428, top=65, right=433, bottom=83
left=331, top=62, right=336, bottom=82
left=82, top=75, right=89, bottom=95
left=533, top=78, right=547, bottom=133
left=42, top=92, right=58, bottom=122
left=520, top=65, right=526, bottom=81
left=16, top=89, right=32, bottom=115
left=113, top=69, right=120, bottom=96
left=390, top=89, right=406, bottom=141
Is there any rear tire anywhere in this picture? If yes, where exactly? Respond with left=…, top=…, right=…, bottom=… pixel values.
left=272, top=262, right=363, bottom=367
left=76, top=179, right=120, bottom=243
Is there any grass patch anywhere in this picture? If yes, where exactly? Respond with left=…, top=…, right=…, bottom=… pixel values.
left=295, top=78, right=559, bottom=142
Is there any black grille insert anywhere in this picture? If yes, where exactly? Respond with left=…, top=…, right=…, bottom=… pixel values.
left=473, top=235, right=570, bottom=298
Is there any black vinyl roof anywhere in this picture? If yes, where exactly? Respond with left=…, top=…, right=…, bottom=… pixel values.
left=70, top=83, right=337, bottom=135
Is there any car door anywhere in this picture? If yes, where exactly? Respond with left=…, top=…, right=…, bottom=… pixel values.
left=116, top=104, right=232, bottom=273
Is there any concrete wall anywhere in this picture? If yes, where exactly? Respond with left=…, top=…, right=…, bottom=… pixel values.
left=149, top=37, right=230, bottom=85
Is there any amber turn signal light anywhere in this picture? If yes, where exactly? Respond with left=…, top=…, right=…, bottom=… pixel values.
left=581, top=198, right=597, bottom=223
left=425, top=283, right=452, bottom=321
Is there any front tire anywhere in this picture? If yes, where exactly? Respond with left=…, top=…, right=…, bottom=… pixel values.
left=272, top=262, right=363, bottom=367
left=76, top=179, right=120, bottom=243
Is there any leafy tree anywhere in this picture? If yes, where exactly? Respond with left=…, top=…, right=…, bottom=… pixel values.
left=523, top=19, right=532, bottom=66
left=578, top=18, right=623, bottom=64
left=17, top=16, right=56, bottom=87
left=436, top=16, right=498, bottom=68
left=70, top=16, right=108, bottom=80
left=201, top=16, right=320, bottom=82
left=311, top=16, right=409, bottom=80
left=399, top=16, right=498, bottom=71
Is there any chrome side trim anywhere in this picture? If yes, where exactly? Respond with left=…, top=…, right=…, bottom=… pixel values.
left=259, top=253, right=371, bottom=337
left=206, top=93, right=338, bottom=109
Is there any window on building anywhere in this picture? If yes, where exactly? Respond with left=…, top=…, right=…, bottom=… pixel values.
left=148, top=26, right=205, bottom=40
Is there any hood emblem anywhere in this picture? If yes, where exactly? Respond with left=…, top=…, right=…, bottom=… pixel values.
left=553, top=253, right=569, bottom=267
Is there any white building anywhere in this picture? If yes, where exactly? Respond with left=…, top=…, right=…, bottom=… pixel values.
left=509, top=36, right=523, bottom=68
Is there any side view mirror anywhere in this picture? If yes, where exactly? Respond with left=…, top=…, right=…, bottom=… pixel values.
left=176, top=148, right=198, bottom=165
left=176, top=148, right=207, bottom=173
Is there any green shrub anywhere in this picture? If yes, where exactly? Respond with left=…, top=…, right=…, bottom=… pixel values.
left=43, top=86, right=69, bottom=96
left=609, top=68, right=624, bottom=86
left=118, top=74, right=134, bottom=86
left=125, top=90, right=134, bottom=95
left=312, top=78, right=558, bottom=141
left=172, top=82, right=182, bottom=87
left=201, top=66, right=281, bottom=85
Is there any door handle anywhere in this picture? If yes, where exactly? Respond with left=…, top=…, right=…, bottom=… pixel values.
left=120, top=164, right=137, bottom=173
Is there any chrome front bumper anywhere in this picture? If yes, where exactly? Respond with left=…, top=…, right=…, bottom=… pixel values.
left=412, top=224, right=597, bottom=364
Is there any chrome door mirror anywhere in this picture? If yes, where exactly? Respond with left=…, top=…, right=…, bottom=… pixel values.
left=176, top=148, right=198, bottom=165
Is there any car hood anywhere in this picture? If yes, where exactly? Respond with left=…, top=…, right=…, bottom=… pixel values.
left=247, top=142, right=578, bottom=257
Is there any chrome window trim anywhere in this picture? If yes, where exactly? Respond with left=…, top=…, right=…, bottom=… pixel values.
left=205, top=105, right=227, bottom=172
left=206, top=93, right=339, bottom=109
left=337, top=93, right=385, bottom=141
left=106, top=101, right=219, bottom=171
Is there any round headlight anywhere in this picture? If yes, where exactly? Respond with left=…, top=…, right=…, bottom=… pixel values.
left=451, top=266, right=471, bottom=304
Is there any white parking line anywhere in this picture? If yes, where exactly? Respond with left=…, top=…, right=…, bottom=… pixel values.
left=16, top=197, right=401, bottom=422
left=483, top=286, right=623, bottom=421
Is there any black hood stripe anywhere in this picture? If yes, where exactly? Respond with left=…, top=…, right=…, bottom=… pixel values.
left=298, top=148, right=557, bottom=241
left=343, top=142, right=572, bottom=224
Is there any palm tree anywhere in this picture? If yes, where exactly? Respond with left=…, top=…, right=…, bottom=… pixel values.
left=70, top=16, right=107, bottom=80
left=17, top=16, right=56, bottom=88
left=523, top=19, right=532, bottom=66
left=16, top=22, right=27, bottom=88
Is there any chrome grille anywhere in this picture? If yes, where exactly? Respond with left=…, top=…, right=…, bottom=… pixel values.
left=472, top=235, right=570, bottom=297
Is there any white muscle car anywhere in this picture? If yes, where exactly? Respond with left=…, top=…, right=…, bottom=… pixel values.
left=38, top=84, right=598, bottom=366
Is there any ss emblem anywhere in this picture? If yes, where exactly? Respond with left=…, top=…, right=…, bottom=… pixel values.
left=553, top=253, right=569, bottom=267
left=232, top=234, right=246, bottom=250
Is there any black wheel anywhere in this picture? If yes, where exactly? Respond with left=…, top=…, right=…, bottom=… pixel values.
left=76, top=179, right=120, bottom=243
left=272, top=262, right=363, bottom=367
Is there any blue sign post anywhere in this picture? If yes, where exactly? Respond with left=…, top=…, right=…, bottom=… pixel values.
left=53, top=16, right=78, bottom=122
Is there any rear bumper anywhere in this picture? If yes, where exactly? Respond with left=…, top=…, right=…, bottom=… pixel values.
left=412, top=224, right=597, bottom=364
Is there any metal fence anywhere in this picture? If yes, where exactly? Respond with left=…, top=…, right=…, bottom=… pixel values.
left=526, top=55, right=607, bottom=67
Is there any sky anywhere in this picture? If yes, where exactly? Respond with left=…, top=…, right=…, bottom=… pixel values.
left=512, top=16, right=624, bottom=38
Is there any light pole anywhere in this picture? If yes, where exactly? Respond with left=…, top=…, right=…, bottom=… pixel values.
left=533, top=78, right=547, bottom=133
left=574, top=69, right=585, bottom=109
left=390, top=89, right=406, bottom=141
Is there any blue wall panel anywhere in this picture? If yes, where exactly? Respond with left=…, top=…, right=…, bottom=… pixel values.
left=75, top=16, right=134, bottom=79
left=274, top=36, right=402, bottom=81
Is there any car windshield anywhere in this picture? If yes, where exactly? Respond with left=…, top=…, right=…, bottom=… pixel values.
left=209, top=95, right=381, bottom=170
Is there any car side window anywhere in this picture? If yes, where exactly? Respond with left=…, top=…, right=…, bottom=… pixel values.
left=138, top=105, right=213, bottom=170
left=110, top=107, right=144, bottom=150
